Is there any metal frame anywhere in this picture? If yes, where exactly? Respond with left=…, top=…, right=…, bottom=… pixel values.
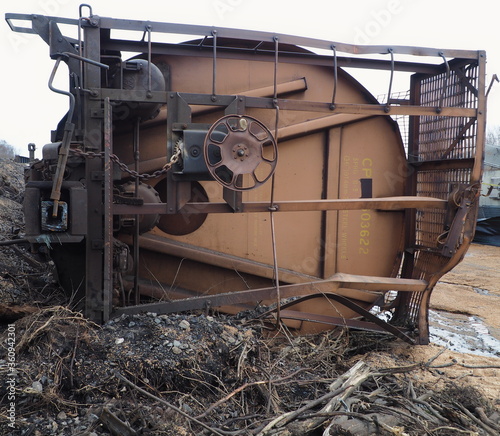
left=6, top=8, right=486, bottom=343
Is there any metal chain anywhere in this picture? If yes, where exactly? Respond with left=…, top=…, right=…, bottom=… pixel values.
left=69, top=147, right=181, bottom=181
left=70, top=148, right=104, bottom=159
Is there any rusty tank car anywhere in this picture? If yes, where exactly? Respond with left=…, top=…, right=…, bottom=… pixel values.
left=6, top=5, right=486, bottom=344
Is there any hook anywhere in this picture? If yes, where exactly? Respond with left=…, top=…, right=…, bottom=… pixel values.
left=49, top=57, right=76, bottom=122
left=438, top=52, right=450, bottom=113
left=48, top=57, right=77, bottom=216
left=385, top=48, right=394, bottom=112
left=146, top=25, right=152, bottom=95
left=212, top=30, right=217, bottom=100
left=79, top=4, right=93, bottom=18
left=486, top=74, right=499, bottom=98
left=273, top=36, right=279, bottom=101
left=330, top=45, right=338, bottom=110
left=77, top=4, right=94, bottom=83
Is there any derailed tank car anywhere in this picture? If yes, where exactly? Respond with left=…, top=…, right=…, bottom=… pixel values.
left=6, top=6, right=486, bottom=344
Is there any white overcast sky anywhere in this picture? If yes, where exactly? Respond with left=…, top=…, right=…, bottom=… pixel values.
left=1, top=0, right=499, bottom=156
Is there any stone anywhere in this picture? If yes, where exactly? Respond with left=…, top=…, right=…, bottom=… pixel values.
left=179, top=320, right=190, bottom=330
left=32, top=381, right=43, bottom=393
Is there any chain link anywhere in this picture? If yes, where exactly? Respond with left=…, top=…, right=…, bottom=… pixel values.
left=69, top=147, right=182, bottom=181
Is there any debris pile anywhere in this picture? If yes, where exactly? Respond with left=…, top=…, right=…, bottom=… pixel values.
left=0, top=158, right=499, bottom=435
left=0, top=158, right=61, bottom=319
left=2, top=305, right=500, bottom=435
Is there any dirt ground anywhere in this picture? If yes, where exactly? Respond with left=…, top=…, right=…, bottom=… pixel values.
left=432, top=243, right=500, bottom=334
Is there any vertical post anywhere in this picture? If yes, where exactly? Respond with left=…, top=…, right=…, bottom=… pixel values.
left=165, top=94, right=178, bottom=215
left=166, top=93, right=191, bottom=214
left=103, top=97, right=113, bottom=321
left=394, top=73, right=421, bottom=334
left=133, top=118, right=141, bottom=305
left=83, top=20, right=105, bottom=323
left=473, top=51, right=487, bottom=183
left=28, top=143, right=36, bottom=162
left=223, top=98, right=244, bottom=210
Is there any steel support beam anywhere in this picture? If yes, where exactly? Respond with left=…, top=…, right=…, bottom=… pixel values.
left=113, top=196, right=448, bottom=216
left=113, top=274, right=427, bottom=316
left=83, top=22, right=105, bottom=323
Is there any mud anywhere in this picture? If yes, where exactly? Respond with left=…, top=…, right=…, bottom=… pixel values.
left=430, top=243, right=500, bottom=355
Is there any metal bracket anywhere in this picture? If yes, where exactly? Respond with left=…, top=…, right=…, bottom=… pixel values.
left=27, top=15, right=80, bottom=73
left=223, top=187, right=243, bottom=212
left=441, top=185, right=478, bottom=257
left=441, top=196, right=471, bottom=257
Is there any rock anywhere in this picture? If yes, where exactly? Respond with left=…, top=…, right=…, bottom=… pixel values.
left=171, top=346, right=182, bottom=355
left=57, top=411, right=67, bottom=420
left=181, top=403, right=193, bottom=413
left=32, top=380, right=43, bottom=393
left=179, top=320, right=190, bottom=331
left=115, top=337, right=125, bottom=345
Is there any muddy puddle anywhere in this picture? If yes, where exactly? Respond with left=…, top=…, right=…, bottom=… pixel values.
left=429, top=309, right=500, bottom=358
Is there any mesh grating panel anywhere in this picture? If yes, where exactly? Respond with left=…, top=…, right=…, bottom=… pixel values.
left=417, top=64, right=478, bottom=161
left=413, top=63, right=478, bottom=261
left=395, top=61, right=480, bottom=332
